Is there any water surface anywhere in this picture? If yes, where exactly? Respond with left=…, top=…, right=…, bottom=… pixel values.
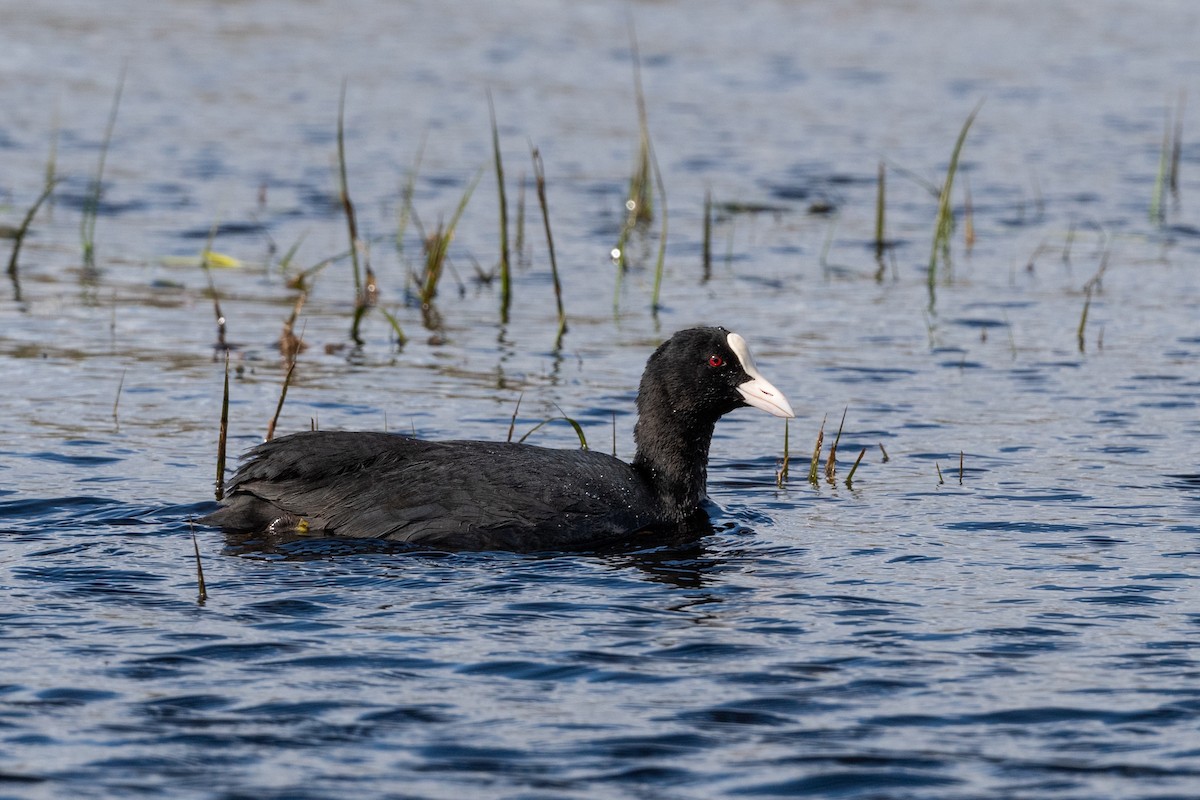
left=3, top=1, right=1200, bottom=797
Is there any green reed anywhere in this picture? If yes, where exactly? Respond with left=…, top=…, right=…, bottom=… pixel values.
left=1077, top=285, right=1092, bottom=354
left=7, top=178, right=60, bottom=283
left=266, top=347, right=298, bottom=442
left=112, top=368, right=126, bottom=430
left=192, top=525, right=208, bottom=604
left=336, top=82, right=370, bottom=344
left=1170, top=90, right=1186, bottom=196
left=612, top=21, right=656, bottom=311
left=198, top=220, right=229, bottom=350
left=515, top=170, right=526, bottom=264
left=515, top=404, right=589, bottom=450
left=81, top=67, right=125, bottom=269
left=532, top=147, right=567, bottom=348
left=845, top=447, right=866, bottom=488
left=928, top=101, right=982, bottom=308
left=963, top=174, right=975, bottom=252
left=1151, top=110, right=1170, bottom=224
left=489, top=91, right=512, bottom=324
left=649, top=139, right=668, bottom=313
left=1150, top=93, right=1186, bottom=223
left=215, top=349, right=230, bottom=500
left=506, top=393, right=524, bottom=443
left=702, top=189, right=713, bottom=282
left=45, top=111, right=59, bottom=199
left=378, top=306, right=408, bottom=349
left=1062, top=221, right=1076, bottom=263
left=280, top=291, right=307, bottom=364
left=824, top=408, right=847, bottom=484
left=1078, top=246, right=1109, bottom=353
left=277, top=232, right=307, bottom=276
left=874, top=160, right=886, bottom=259
left=808, top=415, right=826, bottom=487
left=775, top=417, right=790, bottom=488
left=418, top=168, right=482, bottom=309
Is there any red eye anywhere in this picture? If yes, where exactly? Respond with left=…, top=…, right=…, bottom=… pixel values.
left=708, top=354, right=724, bottom=367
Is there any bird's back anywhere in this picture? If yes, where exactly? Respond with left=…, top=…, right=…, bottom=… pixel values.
left=202, top=430, right=669, bottom=550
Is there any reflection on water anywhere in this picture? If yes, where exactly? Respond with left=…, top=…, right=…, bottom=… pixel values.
left=3, top=0, right=1200, bottom=797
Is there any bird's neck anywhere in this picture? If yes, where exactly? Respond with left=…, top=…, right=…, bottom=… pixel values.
left=631, top=401, right=715, bottom=521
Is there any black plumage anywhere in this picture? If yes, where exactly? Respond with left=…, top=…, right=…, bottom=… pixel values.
left=201, top=327, right=794, bottom=551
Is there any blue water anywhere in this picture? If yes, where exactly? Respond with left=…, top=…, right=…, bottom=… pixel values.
left=4, top=1, right=1200, bottom=797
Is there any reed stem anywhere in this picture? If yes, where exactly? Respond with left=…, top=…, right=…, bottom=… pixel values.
left=702, top=188, right=713, bottom=282
left=489, top=91, right=512, bottom=324
left=336, top=82, right=369, bottom=344
left=874, top=160, right=886, bottom=258
left=845, top=447, right=866, bottom=488
left=824, top=407, right=847, bottom=483
left=81, top=66, right=126, bottom=269
left=532, top=147, right=567, bottom=348
left=7, top=179, right=60, bottom=280
left=808, top=415, right=826, bottom=486
left=192, top=526, right=208, bottom=604
left=215, top=350, right=230, bottom=500
left=776, top=417, right=790, bottom=488
left=927, top=100, right=982, bottom=308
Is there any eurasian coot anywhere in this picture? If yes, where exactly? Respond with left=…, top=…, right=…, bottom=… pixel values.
left=201, top=327, right=794, bottom=550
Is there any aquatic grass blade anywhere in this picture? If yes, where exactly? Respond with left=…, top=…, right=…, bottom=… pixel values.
left=378, top=306, right=408, bottom=349
left=824, top=408, right=846, bottom=483
left=191, top=524, right=208, bottom=604
left=612, top=18, right=656, bottom=310
left=531, top=147, right=567, bottom=347
left=198, top=219, right=229, bottom=350
left=1170, top=90, right=1186, bottom=196
left=1151, top=111, right=1169, bottom=223
left=7, top=179, right=60, bottom=281
left=518, top=415, right=588, bottom=450
left=215, top=350, right=230, bottom=500
left=1077, top=286, right=1092, bottom=353
left=776, top=417, right=790, bottom=488
left=268, top=319, right=304, bottom=443
left=927, top=100, right=983, bottom=308
left=506, top=393, right=523, bottom=443
left=649, top=136, right=668, bottom=313
left=845, top=447, right=867, bottom=488
left=874, top=163, right=888, bottom=282
left=336, top=82, right=370, bottom=344
left=81, top=66, right=126, bottom=269
left=702, top=188, right=713, bottom=282
left=808, top=415, right=826, bottom=486
left=277, top=232, right=308, bottom=275
left=419, top=168, right=482, bottom=309
left=489, top=91, right=512, bottom=324
left=112, top=368, right=126, bottom=428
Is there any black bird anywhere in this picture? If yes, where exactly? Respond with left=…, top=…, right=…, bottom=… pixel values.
left=201, top=327, right=794, bottom=550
